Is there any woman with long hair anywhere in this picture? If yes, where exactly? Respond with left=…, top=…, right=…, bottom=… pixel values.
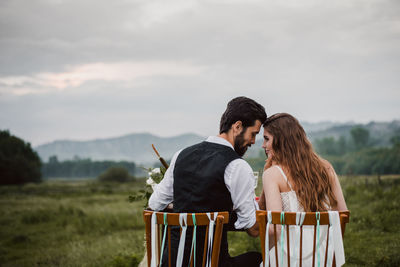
left=260, top=113, right=347, bottom=266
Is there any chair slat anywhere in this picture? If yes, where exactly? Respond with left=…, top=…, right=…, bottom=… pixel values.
left=145, top=211, right=229, bottom=225
left=143, top=213, right=152, bottom=267
left=257, top=213, right=267, bottom=264
left=324, top=225, right=330, bottom=267
left=286, top=226, right=290, bottom=267
left=274, top=224, right=279, bottom=267
left=255, top=211, right=350, bottom=267
left=211, top=216, right=224, bottom=267
left=157, top=225, right=161, bottom=264
left=312, top=224, right=316, bottom=267
left=143, top=211, right=229, bottom=267
left=168, top=226, right=171, bottom=267
left=202, top=225, right=209, bottom=267
left=300, top=225, right=303, bottom=267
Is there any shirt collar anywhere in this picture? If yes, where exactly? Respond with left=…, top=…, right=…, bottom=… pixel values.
left=205, top=136, right=234, bottom=150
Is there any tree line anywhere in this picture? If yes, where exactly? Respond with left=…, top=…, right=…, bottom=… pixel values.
left=42, top=156, right=138, bottom=179
left=2, top=127, right=399, bottom=185
left=314, top=127, right=400, bottom=175
left=0, top=130, right=140, bottom=185
left=247, top=127, right=400, bottom=175
left=0, top=130, right=41, bottom=185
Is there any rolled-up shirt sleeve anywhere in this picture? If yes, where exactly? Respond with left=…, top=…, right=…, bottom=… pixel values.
left=224, top=159, right=257, bottom=230
left=148, top=150, right=181, bottom=211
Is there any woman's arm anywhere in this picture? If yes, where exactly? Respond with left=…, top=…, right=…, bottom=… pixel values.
left=262, top=166, right=283, bottom=249
left=330, top=167, right=347, bottom=211
left=324, top=161, right=347, bottom=211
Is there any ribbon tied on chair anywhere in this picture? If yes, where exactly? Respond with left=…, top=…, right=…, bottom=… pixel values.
left=263, top=211, right=272, bottom=267
left=293, top=212, right=306, bottom=267
left=150, top=212, right=158, bottom=267
left=176, top=213, right=188, bottom=267
left=206, top=212, right=218, bottom=267
left=327, top=211, right=345, bottom=267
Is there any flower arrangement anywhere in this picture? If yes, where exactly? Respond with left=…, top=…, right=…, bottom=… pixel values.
left=129, top=166, right=166, bottom=207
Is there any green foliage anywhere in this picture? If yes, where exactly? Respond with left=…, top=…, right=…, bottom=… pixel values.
left=98, top=167, right=135, bottom=183
left=341, top=145, right=400, bottom=175
left=0, top=180, right=145, bottom=266
left=1, top=177, right=400, bottom=266
left=350, top=127, right=370, bottom=150
left=129, top=167, right=166, bottom=208
left=244, top=150, right=266, bottom=174
left=246, top=127, right=400, bottom=176
left=1, top=177, right=399, bottom=266
left=340, top=176, right=400, bottom=266
left=0, top=130, right=42, bottom=185
left=390, top=135, right=400, bottom=146
left=315, top=136, right=348, bottom=156
left=42, top=156, right=137, bottom=178
left=107, top=253, right=141, bottom=267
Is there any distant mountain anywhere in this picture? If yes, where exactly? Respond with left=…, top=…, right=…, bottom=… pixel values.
left=300, top=121, right=355, bottom=133
left=35, top=133, right=204, bottom=164
left=35, top=120, right=400, bottom=164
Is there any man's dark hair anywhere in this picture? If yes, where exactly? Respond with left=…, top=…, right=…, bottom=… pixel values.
left=219, top=96, right=267, bottom=134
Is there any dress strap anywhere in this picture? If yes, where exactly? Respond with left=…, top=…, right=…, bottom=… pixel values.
left=275, top=165, right=294, bottom=191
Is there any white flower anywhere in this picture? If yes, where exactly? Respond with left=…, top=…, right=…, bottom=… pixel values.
left=151, top=168, right=161, bottom=175
left=146, top=177, right=157, bottom=191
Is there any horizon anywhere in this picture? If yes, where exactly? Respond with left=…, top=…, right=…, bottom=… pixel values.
left=18, top=118, right=397, bottom=147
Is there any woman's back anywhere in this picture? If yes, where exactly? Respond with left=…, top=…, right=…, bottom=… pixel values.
left=274, top=165, right=304, bottom=212
left=268, top=165, right=329, bottom=267
left=261, top=113, right=347, bottom=266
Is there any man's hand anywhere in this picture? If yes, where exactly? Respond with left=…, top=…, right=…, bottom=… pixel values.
left=246, top=222, right=259, bottom=237
left=258, top=189, right=266, bottom=210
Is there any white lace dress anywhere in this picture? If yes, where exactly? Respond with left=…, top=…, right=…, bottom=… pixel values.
left=268, top=166, right=329, bottom=267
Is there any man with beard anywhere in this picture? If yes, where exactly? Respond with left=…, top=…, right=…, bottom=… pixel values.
left=148, top=96, right=267, bottom=267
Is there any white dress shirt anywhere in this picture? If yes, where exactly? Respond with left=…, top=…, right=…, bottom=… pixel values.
left=148, top=136, right=258, bottom=230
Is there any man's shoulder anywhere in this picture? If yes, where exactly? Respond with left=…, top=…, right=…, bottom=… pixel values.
left=181, top=141, right=237, bottom=155
left=228, top=158, right=253, bottom=172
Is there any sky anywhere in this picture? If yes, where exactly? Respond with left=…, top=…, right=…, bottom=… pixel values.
left=0, top=0, right=399, bottom=146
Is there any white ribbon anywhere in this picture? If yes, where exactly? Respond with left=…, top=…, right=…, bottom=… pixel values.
left=292, top=212, right=306, bottom=267
left=327, top=216, right=334, bottom=267
left=150, top=212, right=158, bottom=267
left=206, top=212, right=218, bottom=267
left=263, top=211, right=272, bottom=267
left=328, top=211, right=345, bottom=267
left=176, top=213, right=188, bottom=267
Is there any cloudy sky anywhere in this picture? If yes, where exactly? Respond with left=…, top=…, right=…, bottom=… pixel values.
left=0, top=0, right=399, bottom=146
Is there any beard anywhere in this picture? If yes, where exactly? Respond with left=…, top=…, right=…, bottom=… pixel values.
left=234, top=130, right=250, bottom=157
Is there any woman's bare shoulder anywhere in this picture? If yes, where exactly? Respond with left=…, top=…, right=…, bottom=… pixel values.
left=320, top=158, right=334, bottom=171
left=262, top=165, right=282, bottom=182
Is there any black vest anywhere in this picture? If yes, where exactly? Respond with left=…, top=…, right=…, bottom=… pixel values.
left=173, top=141, right=240, bottom=213
left=163, top=141, right=239, bottom=267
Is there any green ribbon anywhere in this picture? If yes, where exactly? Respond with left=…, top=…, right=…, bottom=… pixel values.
left=159, top=213, right=168, bottom=265
left=280, top=212, right=285, bottom=267
left=189, top=214, right=197, bottom=267
left=316, top=212, right=320, bottom=267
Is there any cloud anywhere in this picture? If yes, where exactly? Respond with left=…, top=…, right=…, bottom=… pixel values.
left=0, top=61, right=205, bottom=95
left=0, top=0, right=399, bottom=145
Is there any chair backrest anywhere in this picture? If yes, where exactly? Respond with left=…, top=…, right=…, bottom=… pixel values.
left=143, top=210, right=229, bottom=267
left=256, top=210, right=350, bottom=267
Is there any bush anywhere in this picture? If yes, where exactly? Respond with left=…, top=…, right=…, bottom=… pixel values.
left=98, top=167, right=134, bottom=183
left=0, top=130, right=42, bottom=185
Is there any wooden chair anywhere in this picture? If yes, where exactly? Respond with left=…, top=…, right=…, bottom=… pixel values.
left=143, top=210, right=229, bottom=267
left=256, top=210, right=350, bottom=267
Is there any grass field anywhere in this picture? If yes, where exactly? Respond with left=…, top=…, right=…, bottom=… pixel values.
left=0, top=176, right=399, bottom=266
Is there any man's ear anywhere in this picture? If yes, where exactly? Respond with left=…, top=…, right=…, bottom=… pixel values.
left=232, top=121, right=243, bottom=135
